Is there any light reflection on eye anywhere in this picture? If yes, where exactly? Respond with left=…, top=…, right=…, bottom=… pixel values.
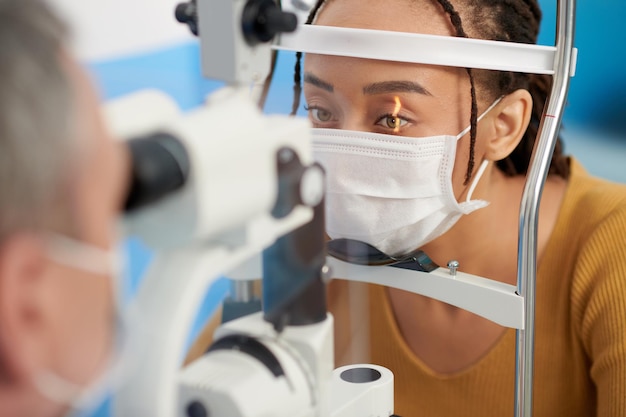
left=392, top=96, right=402, bottom=133
left=380, top=115, right=408, bottom=130
left=374, top=96, right=408, bottom=131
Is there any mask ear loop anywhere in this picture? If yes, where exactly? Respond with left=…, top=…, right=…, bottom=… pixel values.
left=33, top=331, right=135, bottom=412
left=455, top=96, right=504, bottom=139
left=45, top=234, right=115, bottom=276
left=33, top=371, right=84, bottom=407
left=36, top=233, right=140, bottom=412
left=465, top=159, right=489, bottom=203
left=457, top=96, right=504, bottom=203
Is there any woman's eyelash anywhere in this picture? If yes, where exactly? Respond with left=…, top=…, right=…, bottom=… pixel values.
left=375, top=113, right=409, bottom=122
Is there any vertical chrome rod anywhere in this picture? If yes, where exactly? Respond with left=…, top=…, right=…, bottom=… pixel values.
left=514, top=0, right=576, bottom=416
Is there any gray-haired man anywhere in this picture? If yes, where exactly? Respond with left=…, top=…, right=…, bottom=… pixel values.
left=0, top=0, right=130, bottom=416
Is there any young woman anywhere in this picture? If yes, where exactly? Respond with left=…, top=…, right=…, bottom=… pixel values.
left=301, top=0, right=626, bottom=415
left=187, top=0, right=626, bottom=415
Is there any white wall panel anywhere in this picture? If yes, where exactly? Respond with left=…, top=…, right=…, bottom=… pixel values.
left=47, top=0, right=194, bottom=61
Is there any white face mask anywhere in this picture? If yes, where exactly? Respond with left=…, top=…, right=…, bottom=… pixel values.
left=312, top=99, right=501, bottom=257
left=34, top=233, right=137, bottom=416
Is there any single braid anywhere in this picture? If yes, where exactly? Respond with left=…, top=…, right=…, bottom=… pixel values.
left=466, top=74, right=478, bottom=184
left=290, top=0, right=326, bottom=115
left=432, top=0, right=479, bottom=184
left=291, top=51, right=302, bottom=115
left=435, top=0, right=468, bottom=37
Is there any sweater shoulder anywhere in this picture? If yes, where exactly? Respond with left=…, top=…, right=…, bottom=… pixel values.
left=555, top=160, right=626, bottom=244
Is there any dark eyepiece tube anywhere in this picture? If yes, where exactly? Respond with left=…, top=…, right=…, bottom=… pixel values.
left=124, top=132, right=190, bottom=212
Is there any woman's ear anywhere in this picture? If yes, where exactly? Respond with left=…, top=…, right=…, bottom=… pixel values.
left=482, top=89, right=533, bottom=162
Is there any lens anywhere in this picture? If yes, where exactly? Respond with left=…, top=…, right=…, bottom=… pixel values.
left=327, top=238, right=439, bottom=272
left=327, top=238, right=397, bottom=266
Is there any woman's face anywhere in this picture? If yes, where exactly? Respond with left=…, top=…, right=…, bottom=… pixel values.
left=303, top=0, right=490, bottom=198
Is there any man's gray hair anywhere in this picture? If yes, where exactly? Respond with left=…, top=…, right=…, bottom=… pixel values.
left=0, top=0, right=75, bottom=239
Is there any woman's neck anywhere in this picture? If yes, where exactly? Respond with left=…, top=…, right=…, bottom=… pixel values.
left=421, top=167, right=525, bottom=284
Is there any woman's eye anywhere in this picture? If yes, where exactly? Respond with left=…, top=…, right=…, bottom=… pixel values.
left=376, top=115, right=409, bottom=130
left=306, top=106, right=333, bottom=123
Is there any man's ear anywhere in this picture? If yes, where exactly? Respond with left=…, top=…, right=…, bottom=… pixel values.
left=482, top=89, right=533, bottom=162
left=0, top=234, right=49, bottom=383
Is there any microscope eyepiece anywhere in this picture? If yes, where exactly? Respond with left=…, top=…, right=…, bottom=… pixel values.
left=124, top=132, right=190, bottom=212
left=242, top=0, right=298, bottom=46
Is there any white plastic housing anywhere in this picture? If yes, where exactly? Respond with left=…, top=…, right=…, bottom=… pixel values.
left=178, top=345, right=313, bottom=417
left=327, top=257, right=524, bottom=329
left=198, top=0, right=272, bottom=84
left=105, top=87, right=313, bottom=250
left=275, top=25, right=577, bottom=76
left=331, top=364, right=394, bottom=417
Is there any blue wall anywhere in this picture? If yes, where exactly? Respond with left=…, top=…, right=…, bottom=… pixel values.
left=538, top=0, right=626, bottom=138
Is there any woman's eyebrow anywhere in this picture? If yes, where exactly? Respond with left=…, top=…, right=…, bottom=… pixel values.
left=304, top=72, right=334, bottom=92
left=363, top=80, right=432, bottom=96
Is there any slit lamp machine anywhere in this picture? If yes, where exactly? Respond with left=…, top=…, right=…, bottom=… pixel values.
left=106, top=1, right=577, bottom=416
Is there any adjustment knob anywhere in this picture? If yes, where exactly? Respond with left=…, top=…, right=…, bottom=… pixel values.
left=175, top=1, right=199, bottom=36
left=242, top=0, right=298, bottom=46
left=186, top=401, right=208, bottom=417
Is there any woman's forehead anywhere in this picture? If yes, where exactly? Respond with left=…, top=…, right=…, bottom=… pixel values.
left=303, top=53, right=466, bottom=96
left=315, top=0, right=455, bottom=37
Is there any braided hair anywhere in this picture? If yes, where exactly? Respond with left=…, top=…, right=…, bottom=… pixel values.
left=291, top=0, right=570, bottom=182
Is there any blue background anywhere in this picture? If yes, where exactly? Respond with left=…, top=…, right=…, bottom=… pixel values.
left=84, top=1, right=625, bottom=415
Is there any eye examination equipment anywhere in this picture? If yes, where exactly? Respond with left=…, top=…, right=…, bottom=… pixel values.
left=110, top=0, right=577, bottom=416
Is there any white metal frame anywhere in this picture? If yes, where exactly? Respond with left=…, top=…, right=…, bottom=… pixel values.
left=276, top=24, right=576, bottom=77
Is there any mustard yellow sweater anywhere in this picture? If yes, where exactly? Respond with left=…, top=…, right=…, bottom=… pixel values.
left=327, top=160, right=626, bottom=417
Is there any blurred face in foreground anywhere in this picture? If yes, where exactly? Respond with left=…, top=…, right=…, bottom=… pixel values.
left=0, top=52, right=129, bottom=417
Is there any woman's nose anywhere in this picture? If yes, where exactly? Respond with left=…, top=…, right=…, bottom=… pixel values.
left=340, top=114, right=366, bottom=132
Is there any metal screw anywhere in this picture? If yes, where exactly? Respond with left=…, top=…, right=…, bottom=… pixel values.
left=278, top=148, right=295, bottom=164
left=321, top=264, right=332, bottom=284
left=447, top=260, right=459, bottom=277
